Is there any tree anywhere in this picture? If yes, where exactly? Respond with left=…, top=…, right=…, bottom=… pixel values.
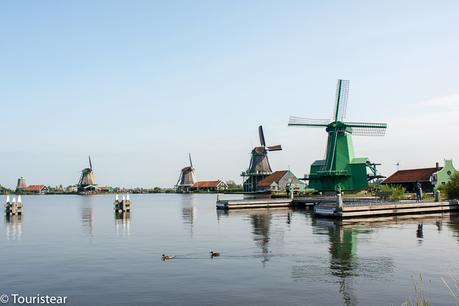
left=442, top=173, right=459, bottom=200
left=226, top=180, right=242, bottom=191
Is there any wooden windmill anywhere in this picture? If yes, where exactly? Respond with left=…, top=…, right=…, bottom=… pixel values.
left=77, top=156, right=97, bottom=192
left=241, top=126, right=282, bottom=192
left=176, top=154, right=196, bottom=193
left=289, top=80, right=387, bottom=192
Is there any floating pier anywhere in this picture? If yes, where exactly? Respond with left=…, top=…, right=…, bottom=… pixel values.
left=5, top=195, right=23, bottom=216
left=216, top=195, right=377, bottom=210
left=314, top=198, right=459, bottom=218
left=114, top=194, right=131, bottom=213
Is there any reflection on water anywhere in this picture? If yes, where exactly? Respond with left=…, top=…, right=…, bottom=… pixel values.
left=5, top=214, right=23, bottom=240
left=180, top=195, right=197, bottom=238
left=250, top=212, right=272, bottom=266
left=315, top=219, right=395, bottom=306
left=81, top=206, right=94, bottom=237
left=115, top=212, right=131, bottom=237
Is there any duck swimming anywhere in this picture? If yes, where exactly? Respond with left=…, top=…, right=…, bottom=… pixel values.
left=210, top=251, right=221, bottom=257
left=162, top=254, right=175, bottom=260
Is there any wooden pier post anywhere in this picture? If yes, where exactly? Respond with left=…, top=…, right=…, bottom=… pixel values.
left=114, top=194, right=131, bottom=213
left=5, top=195, right=23, bottom=216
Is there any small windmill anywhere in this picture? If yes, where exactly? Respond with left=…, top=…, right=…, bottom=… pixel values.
left=176, top=154, right=196, bottom=193
left=77, top=156, right=97, bottom=192
left=289, top=79, right=387, bottom=191
left=241, top=126, right=282, bottom=192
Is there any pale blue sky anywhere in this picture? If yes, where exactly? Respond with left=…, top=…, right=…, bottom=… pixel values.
left=1, top=1, right=458, bottom=188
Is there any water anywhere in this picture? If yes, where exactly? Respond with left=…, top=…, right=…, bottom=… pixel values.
left=1, top=194, right=459, bottom=306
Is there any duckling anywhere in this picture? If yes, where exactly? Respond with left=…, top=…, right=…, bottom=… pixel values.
left=162, top=254, right=175, bottom=260
left=210, top=251, right=221, bottom=257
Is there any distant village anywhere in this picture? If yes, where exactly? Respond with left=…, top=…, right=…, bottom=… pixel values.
left=1, top=80, right=457, bottom=197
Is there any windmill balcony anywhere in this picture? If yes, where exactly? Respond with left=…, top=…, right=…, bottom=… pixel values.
left=314, top=170, right=350, bottom=177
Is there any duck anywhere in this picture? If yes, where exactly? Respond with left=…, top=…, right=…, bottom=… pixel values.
left=210, top=251, right=221, bottom=257
left=162, top=254, right=175, bottom=260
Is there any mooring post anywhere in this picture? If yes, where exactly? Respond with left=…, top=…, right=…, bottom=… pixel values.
left=435, top=190, right=441, bottom=202
left=336, top=186, right=343, bottom=211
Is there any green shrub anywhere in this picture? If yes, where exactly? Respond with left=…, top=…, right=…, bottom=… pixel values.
left=378, top=184, right=406, bottom=201
left=443, top=172, right=459, bottom=199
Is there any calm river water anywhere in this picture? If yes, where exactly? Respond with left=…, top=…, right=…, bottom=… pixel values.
left=1, top=194, right=459, bottom=305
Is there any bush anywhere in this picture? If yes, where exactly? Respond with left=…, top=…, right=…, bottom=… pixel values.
left=378, top=184, right=406, bottom=201
left=443, top=173, right=459, bottom=199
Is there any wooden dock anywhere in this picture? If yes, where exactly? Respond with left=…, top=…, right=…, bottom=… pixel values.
left=216, top=198, right=293, bottom=209
left=216, top=196, right=380, bottom=210
left=314, top=200, right=459, bottom=218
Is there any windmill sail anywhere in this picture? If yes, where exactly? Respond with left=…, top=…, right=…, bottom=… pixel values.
left=345, top=122, right=387, bottom=136
left=259, top=126, right=266, bottom=147
left=288, top=117, right=331, bottom=127
left=333, top=79, right=350, bottom=122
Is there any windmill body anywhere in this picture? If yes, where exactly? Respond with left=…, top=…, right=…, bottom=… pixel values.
left=176, top=154, right=196, bottom=193
left=77, top=156, right=98, bottom=193
left=289, top=80, right=387, bottom=192
left=241, top=126, right=282, bottom=192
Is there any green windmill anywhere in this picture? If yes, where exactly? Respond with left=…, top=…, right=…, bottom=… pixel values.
left=289, top=79, right=387, bottom=192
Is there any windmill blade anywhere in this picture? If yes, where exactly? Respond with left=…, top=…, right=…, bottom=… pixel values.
left=267, top=145, right=282, bottom=151
left=258, top=125, right=266, bottom=147
left=288, top=116, right=330, bottom=127
left=89, top=155, right=93, bottom=169
left=189, top=153, right=193, bottom=168
left=345, top=121, right=387, bottom=136
left=333, top=79, right=350, bottom=122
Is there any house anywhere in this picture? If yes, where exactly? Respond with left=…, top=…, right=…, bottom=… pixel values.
left=257, top=170, right=304, bottom=192
left=192, top=180, right=228, bottom=192
left=24, top=185, right=48, bottom=194
left=383, top=160, right=457, bottom=192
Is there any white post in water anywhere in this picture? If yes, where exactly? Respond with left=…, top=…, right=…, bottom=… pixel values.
left=122, top=195, right=126, bottom=201
left=17, top=195, right=22, bottom=203
left=126, top=193, right=130, bottom=201
left=6, top=195, right=10, bottom=204
left=336, top=186, right=343, bottom=211
left=115, top=194, right=119, bottom=202
left=12, top=196, right=16, bottom=203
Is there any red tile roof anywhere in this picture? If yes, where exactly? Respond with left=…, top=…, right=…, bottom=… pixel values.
left=383, top=167, right=441, bottom=184
left=192, top=180, right=226, bottom=188
left=25, top=185, right=46, bottom=192
left=258, top=170, right=288, bottom=187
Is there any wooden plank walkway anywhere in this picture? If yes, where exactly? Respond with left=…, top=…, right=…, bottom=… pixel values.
left=216, top=198, right=293, bottom=209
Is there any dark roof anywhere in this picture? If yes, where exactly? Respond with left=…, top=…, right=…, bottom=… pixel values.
left=383, top=167, right=441, bottom=184
left=258, top=170, right=288, bottom=187
left=193, top=180, right=226, bottom=188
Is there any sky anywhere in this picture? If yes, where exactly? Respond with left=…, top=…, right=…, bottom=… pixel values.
left=1, top=0, right=459, bottom=188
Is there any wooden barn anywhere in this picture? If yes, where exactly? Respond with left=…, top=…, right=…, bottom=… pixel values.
left=192, top=180, right=228, bottom=192
left=383, top=160, right=457, bottom=192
